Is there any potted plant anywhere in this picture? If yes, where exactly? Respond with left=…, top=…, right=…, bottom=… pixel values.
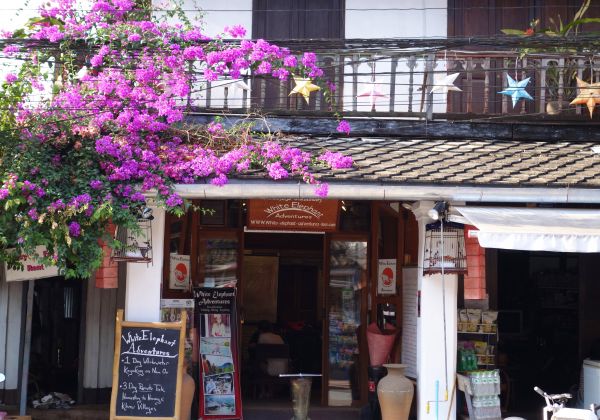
left=501, top=0, right=600, bottom=114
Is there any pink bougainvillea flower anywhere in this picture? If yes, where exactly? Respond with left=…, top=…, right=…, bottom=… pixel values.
left=336, top=120, right=351, bottom=135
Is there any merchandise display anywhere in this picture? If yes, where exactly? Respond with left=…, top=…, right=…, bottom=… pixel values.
left=458, top=308, right=498, bottom=370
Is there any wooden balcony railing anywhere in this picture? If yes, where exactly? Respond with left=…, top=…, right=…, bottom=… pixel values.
left=189, top=45, right=600, bottom=121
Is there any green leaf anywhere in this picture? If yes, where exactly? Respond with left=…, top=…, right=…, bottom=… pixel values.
left=501, top=29, right=527, bottom=36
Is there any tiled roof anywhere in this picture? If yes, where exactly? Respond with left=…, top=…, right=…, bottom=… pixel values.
left=252, top=137, right=600, bottom=188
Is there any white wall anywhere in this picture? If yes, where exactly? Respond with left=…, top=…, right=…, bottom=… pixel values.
left=153, top=0, right=252, bottom=38
left=344, top=0, right=448, bottom=113
left=345, top=0, right=446, bottom=39
left=125, top=206, right=165, bottom=322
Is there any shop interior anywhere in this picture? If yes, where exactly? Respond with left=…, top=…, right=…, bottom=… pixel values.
left=241, top=232, right=324, bottom=400
left=495, top=250, right=600, bottom=413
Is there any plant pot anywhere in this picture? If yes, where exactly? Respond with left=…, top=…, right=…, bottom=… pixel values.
left=377, top=364, right=414, bottom=420
left=546, top=100, right=571, bottom=115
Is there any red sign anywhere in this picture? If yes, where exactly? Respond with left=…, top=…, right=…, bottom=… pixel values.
left=247, top=199, right=339, bottom=232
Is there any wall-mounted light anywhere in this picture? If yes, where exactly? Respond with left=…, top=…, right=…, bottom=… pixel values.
left=401, top=202, right=413, bottom=211
left=341, top=200, right=347, bottom=211
left=428, top=201, right=448, bottom=221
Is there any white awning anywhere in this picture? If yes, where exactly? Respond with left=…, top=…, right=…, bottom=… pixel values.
left=455, top=206, right=600, bottom=253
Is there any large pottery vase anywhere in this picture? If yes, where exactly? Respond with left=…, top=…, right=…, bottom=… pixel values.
left=377, top=364, right=414, bottom=420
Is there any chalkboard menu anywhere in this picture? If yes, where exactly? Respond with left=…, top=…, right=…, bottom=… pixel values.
left=110, top=309, right=186, bottom=420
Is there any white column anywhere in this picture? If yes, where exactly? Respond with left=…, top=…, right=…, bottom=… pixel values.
left=125, top=206, right=165, bottom=322
left=412, top=201, right=458, bottom=420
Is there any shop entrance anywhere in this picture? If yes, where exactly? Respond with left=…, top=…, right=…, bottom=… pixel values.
left=496, top=250, right=600, bottom=412
left=163, top=199, right=415, bottom=409
left=241, top=232, right=324, bottom=401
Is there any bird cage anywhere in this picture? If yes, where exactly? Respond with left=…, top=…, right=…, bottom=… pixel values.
left=423, top=221, right=466, bottom=275
left=112, top=218, right=153, bottom=263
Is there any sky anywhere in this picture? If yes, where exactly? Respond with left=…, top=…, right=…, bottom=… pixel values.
left=0, top=0, right=45, bottom=33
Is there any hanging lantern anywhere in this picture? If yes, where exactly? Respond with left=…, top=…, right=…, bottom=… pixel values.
left=423, top=221, right=467, bottom=275
left=111, top=210, right=153, bottom=263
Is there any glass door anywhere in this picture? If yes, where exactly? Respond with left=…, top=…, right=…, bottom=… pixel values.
left=195, top=231, right=241, bottom=289
left=324, top=236, right=368, bottom=406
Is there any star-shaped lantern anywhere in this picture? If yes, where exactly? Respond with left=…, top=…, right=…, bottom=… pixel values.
left=498, top=74, right=533, bottom=107
left=570, top=77, right=600, bottom=118
left=289, top=75, right=320, bottom=104
left=357, top=82, right=388, bottom=110
left=430, top=72, right=462, bottom=94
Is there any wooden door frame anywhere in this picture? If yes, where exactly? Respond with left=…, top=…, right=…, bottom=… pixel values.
left=370, top=202, right=404, bottom=343
left=322, top=232, right=370, bottom=407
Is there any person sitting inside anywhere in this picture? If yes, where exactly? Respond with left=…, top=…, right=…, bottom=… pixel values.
left=253, top=320, right=288, bottom=377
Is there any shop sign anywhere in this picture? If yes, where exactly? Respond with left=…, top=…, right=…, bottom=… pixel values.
left=5, top=246, right=59, bottom=282
left=169, top=254, right=190, bottom=290
left=377, top=259, right=397, bottom=295
left=247, top=199, right=339, bottom=232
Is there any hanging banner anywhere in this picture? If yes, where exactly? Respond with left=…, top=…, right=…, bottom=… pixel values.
left=377, top=259, right=397, bottom=295
left=247, top=199, right=339, bottom=232
left=5, top=246, right=59, bottom=282
left=169, top=254, right=191, bottom=290
left=194, top=288, right=242, bottom=419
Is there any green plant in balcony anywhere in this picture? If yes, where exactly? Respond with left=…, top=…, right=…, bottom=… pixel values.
left=501, top=0, right=600, bottom=110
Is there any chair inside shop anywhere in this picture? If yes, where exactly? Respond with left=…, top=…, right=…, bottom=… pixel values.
left=248, top=344, right=291, bottom=398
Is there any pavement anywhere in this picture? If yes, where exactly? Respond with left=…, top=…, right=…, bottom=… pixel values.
left=0, top=402, right=362, bottom=420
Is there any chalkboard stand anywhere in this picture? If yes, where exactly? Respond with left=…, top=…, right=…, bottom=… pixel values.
left=110, top=309, right=186, bottom=420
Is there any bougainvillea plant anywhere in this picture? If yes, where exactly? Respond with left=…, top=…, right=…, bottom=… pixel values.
left=0, top=0, right=352, bottom=278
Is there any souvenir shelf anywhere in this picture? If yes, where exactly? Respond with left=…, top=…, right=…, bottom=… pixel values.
left=458, top=310, right=498, bottom=370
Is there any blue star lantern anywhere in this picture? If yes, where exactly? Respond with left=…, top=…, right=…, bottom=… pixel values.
left=498, top=74, right=533, bottom=107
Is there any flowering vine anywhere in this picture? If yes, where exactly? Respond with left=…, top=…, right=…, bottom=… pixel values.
left=0, top=0, right=352, bottom=278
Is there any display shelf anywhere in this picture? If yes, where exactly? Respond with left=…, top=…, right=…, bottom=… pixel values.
left=458, top=313, right=498, bottom=370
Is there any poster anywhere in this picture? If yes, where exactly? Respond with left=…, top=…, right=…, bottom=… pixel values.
left=194, top=288, right=242, bottom=419
left=169, top=254, right=191, bottom=290
left=160, top=299, right=195, bottom=365
left=377, top=259, right=397, bottom=295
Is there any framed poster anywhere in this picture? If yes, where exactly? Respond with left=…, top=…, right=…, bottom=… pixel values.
left=169, top=254, right=191, bottom=290
left=377, top=259, right=397, bottom=295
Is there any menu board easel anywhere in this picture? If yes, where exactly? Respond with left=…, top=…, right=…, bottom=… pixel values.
left=110, top=309, right=186, bottom=420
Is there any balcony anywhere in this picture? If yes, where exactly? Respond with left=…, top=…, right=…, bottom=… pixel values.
left=189, top=40, right=600, bottom=123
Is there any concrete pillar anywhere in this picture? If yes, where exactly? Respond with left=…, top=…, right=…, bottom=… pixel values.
left=411, top=201, right=458, bottom=420
left=125, top=206, right=165, bottom=322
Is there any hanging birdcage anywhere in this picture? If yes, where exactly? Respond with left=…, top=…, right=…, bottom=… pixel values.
left=112, top=218, right=153, bottom=263
left=423, top=221, right=466, bottom=275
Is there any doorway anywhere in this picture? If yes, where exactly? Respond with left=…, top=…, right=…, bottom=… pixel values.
left=241, top=232, right=324, bottom=401
left=29, top=278, right=82, bottom=404
left=496, top=250, right=590, bottom=412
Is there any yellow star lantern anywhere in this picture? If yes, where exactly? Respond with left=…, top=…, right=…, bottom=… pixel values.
left=570, top=77, right=600, bottom=118
left=289, top=75, right=320, bottom=104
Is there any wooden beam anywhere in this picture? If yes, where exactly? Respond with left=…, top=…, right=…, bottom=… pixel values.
left=184, top=112, right=600, bottom=142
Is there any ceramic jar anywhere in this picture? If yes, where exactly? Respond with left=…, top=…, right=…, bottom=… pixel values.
left=377, top=364, right=414, bottom=420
